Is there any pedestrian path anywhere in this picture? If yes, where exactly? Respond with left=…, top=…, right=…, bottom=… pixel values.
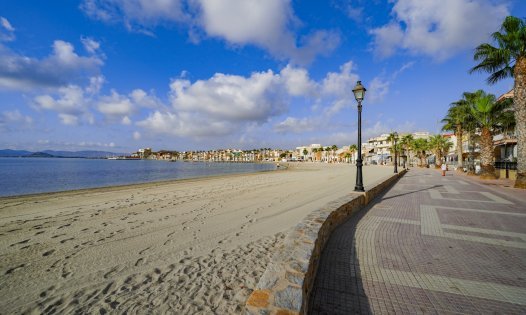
left=309, top=168, right=526, bottom=314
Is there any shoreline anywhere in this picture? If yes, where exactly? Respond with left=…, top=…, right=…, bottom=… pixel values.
left=0, top=163, right=392, bottom=313
left=0, top=163, right=283, bottom=201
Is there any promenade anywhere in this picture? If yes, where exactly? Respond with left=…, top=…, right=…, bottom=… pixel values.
left=310, top=168, right=526, bottom=314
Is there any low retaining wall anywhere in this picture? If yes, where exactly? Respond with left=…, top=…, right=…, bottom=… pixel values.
left=246, top=169, right=407, bottom=315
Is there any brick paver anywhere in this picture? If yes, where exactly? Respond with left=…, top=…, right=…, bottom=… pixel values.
left=309, top=168, right=526, bottom=314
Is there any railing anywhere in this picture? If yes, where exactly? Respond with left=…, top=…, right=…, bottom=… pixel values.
left=494, top=161, right=517, bottom=170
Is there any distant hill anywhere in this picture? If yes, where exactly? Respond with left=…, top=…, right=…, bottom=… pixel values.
left=42, top=150, right=127, bottom=158
left=0, top=149, right=127, bottom=158
left=0, top=149, right=32, bottom=157
left=27, top=152, right=55, bottom=158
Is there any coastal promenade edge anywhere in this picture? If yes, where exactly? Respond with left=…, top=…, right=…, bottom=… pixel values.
left=245, top=169, right=407, bottom=314
left=309, top=168, right=526, bottom=314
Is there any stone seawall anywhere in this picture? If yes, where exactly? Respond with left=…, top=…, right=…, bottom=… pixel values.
left=246, top=170, right=407, bottom=314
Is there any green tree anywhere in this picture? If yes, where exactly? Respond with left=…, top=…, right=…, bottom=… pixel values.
left=386, top=132, right=399, bottom=166
left=411, top=138, right=429, bottom=167
left=468, top=90, right=515, bottom=178
left=470, top=16, right=526, bottom=188
left=442, top=94, right=474, bottom=172
left=400, top=134, right=414, bottom=167
left=429, top=135, right=452, bottom=168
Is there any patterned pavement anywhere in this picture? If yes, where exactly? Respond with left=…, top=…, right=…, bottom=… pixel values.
left=309, top=168, right=526, bottom=314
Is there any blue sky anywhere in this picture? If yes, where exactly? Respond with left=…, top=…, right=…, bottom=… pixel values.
left=0, top=0, right=524, bottom=153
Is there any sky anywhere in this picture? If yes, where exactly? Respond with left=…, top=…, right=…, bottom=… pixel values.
left=0, top=0, right=524, bottom=153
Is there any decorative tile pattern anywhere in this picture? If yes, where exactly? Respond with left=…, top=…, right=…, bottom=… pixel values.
left=310, top=168, right=526, bottom=314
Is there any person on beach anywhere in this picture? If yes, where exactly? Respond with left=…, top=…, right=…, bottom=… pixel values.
left=441, top=163, right=447, bottom=176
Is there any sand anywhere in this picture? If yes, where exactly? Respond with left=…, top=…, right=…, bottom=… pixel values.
left=0, top=163, right=391, bottom=314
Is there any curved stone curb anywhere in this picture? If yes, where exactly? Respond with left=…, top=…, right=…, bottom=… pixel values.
left=246, top=169, right=407, bottom=315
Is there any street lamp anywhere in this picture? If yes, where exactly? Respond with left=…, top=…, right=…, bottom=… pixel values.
left=353, top=81, right=366, bottom=192
left=393, top=132, right=398, bottom=174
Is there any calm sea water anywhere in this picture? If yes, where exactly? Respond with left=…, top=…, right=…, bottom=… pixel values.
left=0, top=158, right=277, bottom=197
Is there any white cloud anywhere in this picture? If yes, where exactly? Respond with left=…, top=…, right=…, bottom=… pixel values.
left=133, top=131, right=141, bottom=140
left=170, top=70, right=287, bottom=122
left=86, top=75, right=105, bottom=94
left=121, top=116, right=132, bottom=125
left=274, top=117, right=317, bottom=134
left=97, top=90, right=135, bottom=119
left=280, top=65, right=317, bottom=97
left=321, top=61, right=359, bottom=115
left=0, top=40, right=103, bottom=90
left=370, top=0, right=509, bottom=60
left=81, top=0, right=339, bottom=64
left=130, top=88, right=164, bottom=109
left=81, top=36, right=101, bottom=54
left=197, top=0, right=339, bottom=64
left=58, top=113, right=80, bottom=125
left=0, top=17, right=15, bottom=41
left=80, top=0, right=188, bottom=30
left=33, top=85, right=91, bottom=125
left=138, top=68, right=298, bottom=139
left=0, top=110, right=33, bottom=131
left=367, top=77, right=390, bottom=104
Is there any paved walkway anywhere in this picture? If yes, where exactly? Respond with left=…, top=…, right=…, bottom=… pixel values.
left=309, top=168, right=526, bottom=314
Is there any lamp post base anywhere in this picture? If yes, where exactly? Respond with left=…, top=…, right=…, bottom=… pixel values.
left=354, top=186, right=365, bottom=192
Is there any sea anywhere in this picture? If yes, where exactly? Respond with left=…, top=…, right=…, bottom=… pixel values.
left=0, top=157, right=277, bottom=197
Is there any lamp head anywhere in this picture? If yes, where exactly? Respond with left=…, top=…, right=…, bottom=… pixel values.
left=352, top=80, right=366, bottom=102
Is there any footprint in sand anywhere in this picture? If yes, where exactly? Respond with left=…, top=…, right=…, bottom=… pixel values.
left=9, top=239, right=30, bottom=247
left=60, top=237, right=75, bottom=244
left=42, top=249, right=55, bottom=257
left=5, top=264, right=25, bottom=275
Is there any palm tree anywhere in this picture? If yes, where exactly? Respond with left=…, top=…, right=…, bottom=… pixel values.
left=386, top=132, right=399, bottom=165
left=400, top=134, right=414, bottom=168
left=429, top=135, right=452, bottom=168
left=349, top=144, right=358, bottom=164
left=468, top=90, right=515, bottom=178
left=442, top=95, right=473, bottom=172
left=411, top=138, right=429, bottom=167
left=470, top=16, right=526, bottom=188
left=331, top=145, right=338, bottom=162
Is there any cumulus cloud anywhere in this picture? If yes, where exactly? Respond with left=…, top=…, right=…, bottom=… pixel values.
left=321, top=61, right=359, bottom=115
left=370, top=0, right=509, bottom=60
left=97, top=90, right=135, bottom=122
left=130, top=88, right=164, bottom=109
left=0, top=40, right=103, bottom=90
left=81, top=0, right=339, bottom=64
left=197, top=0, right=339, bottom=64
left=33, top=85, right=94, bottom=125
left=138, top=69, right=293, bottom=138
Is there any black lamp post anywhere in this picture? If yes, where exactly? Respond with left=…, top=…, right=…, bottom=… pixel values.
left=393, top=131, right=398, bottom=174
left=353, top=81, right=366, bottom=192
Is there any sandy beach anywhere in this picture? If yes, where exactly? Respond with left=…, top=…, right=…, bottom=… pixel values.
left=0, top=163, right=391, bottom=314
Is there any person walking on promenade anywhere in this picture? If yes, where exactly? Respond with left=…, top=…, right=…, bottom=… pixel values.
left=442, top=163, right=447, bottom=176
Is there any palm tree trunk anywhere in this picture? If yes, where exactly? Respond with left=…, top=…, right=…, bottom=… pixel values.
left=514, top=56, right=526, bottom=188
left=456, top=126, right=463, bottom=173
left=479, top=127, right=496, bottom=179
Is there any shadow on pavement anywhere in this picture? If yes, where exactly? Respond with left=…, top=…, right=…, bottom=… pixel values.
left=309, top=179, right=406, bottom=314
left=380, top=184, right=442, bottom=201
